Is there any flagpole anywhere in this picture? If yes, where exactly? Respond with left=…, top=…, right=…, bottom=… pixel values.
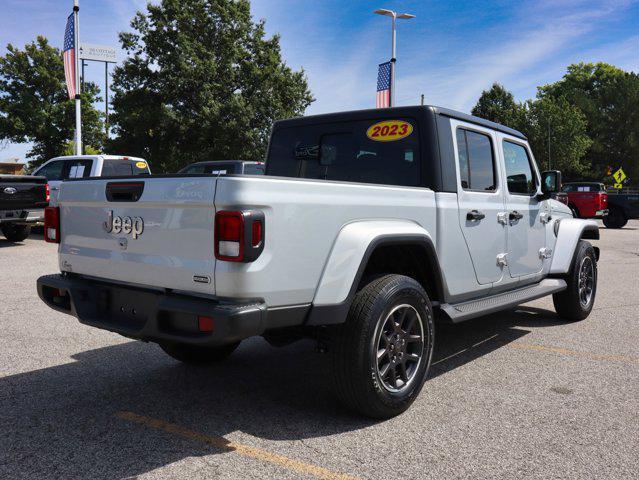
left=73, top=0, right=82, bottom=155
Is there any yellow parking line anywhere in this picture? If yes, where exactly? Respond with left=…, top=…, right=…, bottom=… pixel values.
left=508, top=343, right=639, bottom=364
left=115, top=411, right=360, bottom=480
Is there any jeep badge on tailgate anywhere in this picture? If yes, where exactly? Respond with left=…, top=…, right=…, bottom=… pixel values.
left=103, top=210, right=144, bottom=239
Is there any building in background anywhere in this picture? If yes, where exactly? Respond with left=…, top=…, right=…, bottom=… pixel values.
left=0, top=158, right=25, bottom=175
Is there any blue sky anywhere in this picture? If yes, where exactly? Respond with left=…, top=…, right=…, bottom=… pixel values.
left=1, top=0, right=638, bottom=161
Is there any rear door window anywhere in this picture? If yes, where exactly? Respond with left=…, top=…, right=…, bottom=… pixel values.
left=102, top=160, right=133, bottom=176
left=456, top=128, right=496, bottom=191
left=267, top=118, right=420, bottom=187
left=65, top=159, right=92, bottom=179
left=102, top=160, right=150, bottom=176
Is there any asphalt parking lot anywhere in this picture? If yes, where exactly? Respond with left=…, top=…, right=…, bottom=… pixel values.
left=1, top=223, right=638, bottom=480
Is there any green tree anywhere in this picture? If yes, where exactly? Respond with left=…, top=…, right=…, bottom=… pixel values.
left=539, top=62, right=639, bottom=181
left=471, top=83, right=522, bottom=128
left=109, top=0, right=314, bottom=173
left=521, top=96, right=592, bottom=178
left=472, top=83, right=592, bottom=180
left=0, top=36, right=105, bottom=168
left=62, top=141, right=101, bottom=156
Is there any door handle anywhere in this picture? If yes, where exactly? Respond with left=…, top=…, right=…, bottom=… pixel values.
left=466, top=210, right=486, bottom=221
left=509, top=210, right=524, bottom=221
left=50, top=186, right=59, bottom=191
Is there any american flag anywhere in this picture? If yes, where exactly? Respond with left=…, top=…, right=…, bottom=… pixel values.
left=376, top=61, right=392, bottom=108
left=63, top=14, right=76, bottom=99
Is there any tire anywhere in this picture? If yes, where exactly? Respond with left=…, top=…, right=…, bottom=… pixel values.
left=159, top=341, right=240, bottom=365
left=331, top=274, right=434, bottom=419
left=553, top=240, right=597, bottom=321
left=602, top=207, right=627, bottom=229
left=0, top=224, right=31, bottom=242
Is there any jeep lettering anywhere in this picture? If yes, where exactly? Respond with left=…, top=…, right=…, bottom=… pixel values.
left=104, top=210, right=144, bottom=239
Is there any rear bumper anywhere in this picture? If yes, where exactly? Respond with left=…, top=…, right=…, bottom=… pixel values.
left=37, top=274, right=306, bottom=346
left=0, top=209, right=44, bottom=225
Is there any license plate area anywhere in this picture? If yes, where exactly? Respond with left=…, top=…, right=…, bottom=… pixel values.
left=75, top=283, right=158, bottom=333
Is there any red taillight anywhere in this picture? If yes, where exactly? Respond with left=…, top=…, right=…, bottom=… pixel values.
left=214, top=210, right=265, bottom=262
left=45, top=183, right=50, bottom=203
left=215, top=211, right=245, bottom=261
left=252, top=220, right=262, bottom=247
left=44, top=206, right=60, bottom=243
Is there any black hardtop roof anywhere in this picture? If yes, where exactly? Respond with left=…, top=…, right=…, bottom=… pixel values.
left=274, top=105, right=526, bottom=140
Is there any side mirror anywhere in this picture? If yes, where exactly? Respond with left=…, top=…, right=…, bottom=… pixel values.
left=539, top=170, right=562, bottom=199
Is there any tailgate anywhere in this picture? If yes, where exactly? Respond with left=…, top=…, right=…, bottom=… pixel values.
left=57, top=177, right=218, bottom=294
left=0, top=176, right=47, bottom=210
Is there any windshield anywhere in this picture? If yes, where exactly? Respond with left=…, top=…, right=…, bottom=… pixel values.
left=266, top=118, right=421, bottom=187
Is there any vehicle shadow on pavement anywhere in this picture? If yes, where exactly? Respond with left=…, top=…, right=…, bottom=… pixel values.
left=0, top=232, right=44, bottom=248
left=1, top=306, right=559, bottom=479
left=0, top=239, right=26, bottom=248
left=430, top=305, right=560, bottom=379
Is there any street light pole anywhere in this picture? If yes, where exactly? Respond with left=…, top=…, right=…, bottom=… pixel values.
left=374, top=9, right=414, bottom=107
left=390, top=13, right=396, bottom=107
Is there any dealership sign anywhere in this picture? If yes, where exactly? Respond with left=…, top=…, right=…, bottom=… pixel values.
left=79, top=43, right=117, bottom=62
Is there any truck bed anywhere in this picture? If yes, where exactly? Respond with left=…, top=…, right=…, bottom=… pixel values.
left=55, top=175, right=439, bottom=306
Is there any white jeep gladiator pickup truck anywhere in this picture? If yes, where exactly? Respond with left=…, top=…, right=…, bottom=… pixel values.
left=37, top=106, right=599, bottom=418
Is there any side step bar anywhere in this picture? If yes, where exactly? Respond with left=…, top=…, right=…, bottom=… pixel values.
left=440, top=278, right=567, bottom=323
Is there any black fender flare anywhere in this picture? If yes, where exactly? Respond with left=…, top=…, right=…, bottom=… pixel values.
left=305, top=234, right=445, bottom=326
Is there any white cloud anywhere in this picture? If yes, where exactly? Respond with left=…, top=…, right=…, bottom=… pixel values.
left=303, top=0, right=638, bottom=114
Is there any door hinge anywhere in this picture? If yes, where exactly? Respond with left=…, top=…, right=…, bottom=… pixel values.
left=539, top=247, right=553, bottom=260
left=540, top=212, right=552, bottom=224
left=496, top=253, right=508, bottom=267
left=497, top=212, right=509, bottom=225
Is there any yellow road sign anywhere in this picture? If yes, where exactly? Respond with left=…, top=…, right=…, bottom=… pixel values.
left=613, top=168, right=626, bottom=183
left=614, top=183, right=623, bottom=189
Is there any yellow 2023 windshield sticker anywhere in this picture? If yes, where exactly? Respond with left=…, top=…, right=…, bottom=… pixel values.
left=366, top=120, right=413, bottom=142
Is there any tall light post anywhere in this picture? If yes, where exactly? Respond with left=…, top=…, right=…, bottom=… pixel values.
left=374, top=8, right=415, bottom=107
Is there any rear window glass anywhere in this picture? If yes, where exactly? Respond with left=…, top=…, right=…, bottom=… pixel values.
left=266, top=118, right=420, bottom=187
left=102, top=160, right=150, bottom=176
